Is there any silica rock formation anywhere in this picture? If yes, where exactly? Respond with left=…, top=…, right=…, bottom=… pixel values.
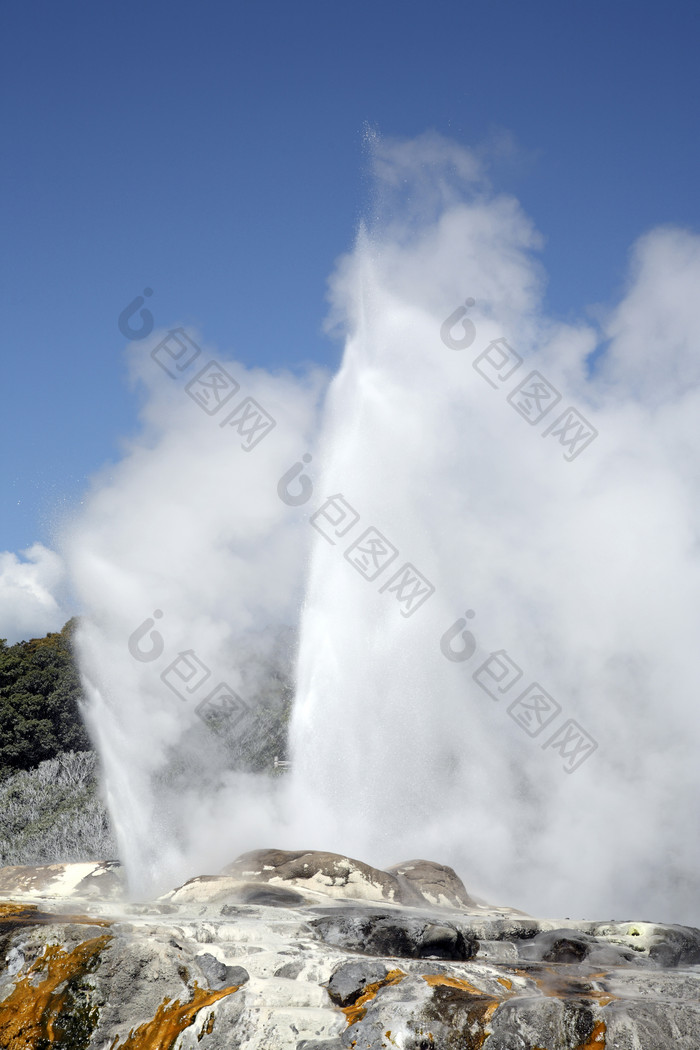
left=1, top=850, right=699, bottom=1048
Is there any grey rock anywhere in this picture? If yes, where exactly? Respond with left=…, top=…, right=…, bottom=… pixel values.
left=310, top=906, right=478, bottom=961
left=647, top=924, right=700, bottom=966
left=327, top=961, right=389, bottom=1006
left=74, top=860, right=125, bottom=899
left=196, top=952, right=249, bottom=989
left=4, top=946, right=24, bottom=976
left=385, top=858, right=476, bottom=908
left=222, top=848, right=413, bottom=904
left=221, top=848, right=477, bottom=909
left=2, top=853, right=700, bottom=1048
left=519, top=927, right=592, bottom=963
left=275, top=959, right=305, bottom=978
left=235, top=882, right=308, bottom=908
left=296, top=1041, right=344, bottom=1050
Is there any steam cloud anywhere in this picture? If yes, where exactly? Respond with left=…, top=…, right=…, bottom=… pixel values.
left=0, top=543, right=68, bottom=644
left=54, top=132, right=700, bottom=922
left=63, top=342, right=328, bottom=895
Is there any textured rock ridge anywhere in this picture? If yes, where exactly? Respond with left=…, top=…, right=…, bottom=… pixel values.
left=220, top=848, right=476, bottom=908
left=0, top=850, right=699, bottom=1048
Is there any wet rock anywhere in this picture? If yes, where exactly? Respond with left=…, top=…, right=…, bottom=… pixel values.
left=519, top=928, right=592, bottom=963
left=235, top=883, right=308, bottom=908
left=327, top=961, right=389, bottom=1006
left=310, top=907, right=478, bottom=961
left=275, top=959, right=305, bottom=978
left=647, top=924, right=700, bottom=967
left=2, top=854, right=700, bottom=1048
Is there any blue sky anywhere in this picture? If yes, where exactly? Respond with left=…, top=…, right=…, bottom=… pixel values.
left=3, top=0, right=700, bottom=564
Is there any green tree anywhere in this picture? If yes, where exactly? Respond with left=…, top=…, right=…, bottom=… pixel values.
left=0, top=619, right=92, bottom=780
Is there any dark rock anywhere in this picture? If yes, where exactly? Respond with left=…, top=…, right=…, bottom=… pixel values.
left=275, top=959, right=304, bottom=979
left=195, top=952, right=249, bottom=990
left=528, top=929, right=592, bottom=963
left=327, top=961, right=389, bottom=1006
left=542, top=937, right=589, bottom=964
left=310, top=907, right=477, bottom=961
left=647, top=924, right=700, bottom=967
left=419, top=923, right=473, bottom=959
left=235, top=883, right=308, bottom=908
left=493, top=921, right=539, bottom=941
left=219, top=903, right=242, bottom=917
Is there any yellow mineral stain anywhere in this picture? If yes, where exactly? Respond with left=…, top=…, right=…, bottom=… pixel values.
left=481, top=1000, right=499, bottom=1022
left=197, top=1009, right=216, bottom=1040
left=517, top=966, right=617, bottom=1005
left=341, top=969, right=406, bottom=1026
left=383, top=1030, right=410, bottom=1046
left=500, top=1012, right=606, bottom=1050
left=0, top=934, right=111, bottom=1050
left=421, top=974, right=488, bottom=997
left=110, top=981, right=242, bottom=1050
left=421, top=975, right=504, bottom=1050
left=0, top=900, right=111, bottom=929
left=575, top=1019, right=607, bottom=1049
left=497, top=976, right=513, bottom=990
left=0, top=902, right=37, bottom=918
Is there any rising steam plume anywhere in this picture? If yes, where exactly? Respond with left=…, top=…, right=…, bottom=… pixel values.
left=65, top=132, right=700, bottom=924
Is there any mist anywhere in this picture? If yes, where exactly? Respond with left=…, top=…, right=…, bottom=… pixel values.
left=63, top=333, right=328, bottom=895
left=65, top=133, right=700, bottom=923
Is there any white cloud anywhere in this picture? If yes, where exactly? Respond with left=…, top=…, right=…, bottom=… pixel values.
left=599, top=225, right=700, bottom=405
left=0, top=543, right=68, bottom=643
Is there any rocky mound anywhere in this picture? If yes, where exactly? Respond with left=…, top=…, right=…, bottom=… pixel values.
left=0, top=849, right=699, bottom=1048
left=217, top=849, right=476, bottom=908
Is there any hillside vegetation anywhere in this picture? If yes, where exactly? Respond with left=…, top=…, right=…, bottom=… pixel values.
left=0, top=750, right=116, bottom=866
left=0, top=619, right=91, bottom=781
left=0, top=619, right=295, bottom=867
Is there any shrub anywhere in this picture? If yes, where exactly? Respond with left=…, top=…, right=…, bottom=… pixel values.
left=0, top=750, right=117, bottom=866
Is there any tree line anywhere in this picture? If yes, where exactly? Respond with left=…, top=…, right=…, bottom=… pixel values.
left=0, top=618, right=92, bottom=782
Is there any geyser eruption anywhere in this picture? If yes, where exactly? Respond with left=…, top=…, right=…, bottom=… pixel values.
left=66, top=132, right=700, bottom=924
left=64, top=342, right=328, bottom=895
left=290, top=133, right=700, bottom=924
